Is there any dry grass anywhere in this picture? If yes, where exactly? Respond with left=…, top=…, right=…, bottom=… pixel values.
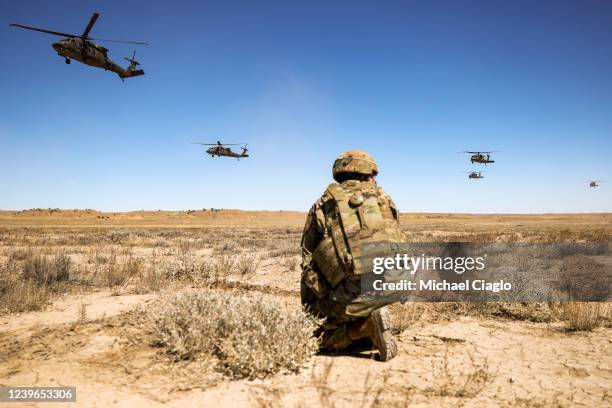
left=283, top=255, right=300, bottom=272
left=236, top=253, right=260, bottom=275
left=558, top=302, right=610, bottom=331
left=103, top=254, right=142, bottom=290
left=143, top=289, right=321, bottom=380
left=0, top=250, right=71, bottom=313
left=424, top=347, right=493, bottom=398
left=22, top=250, right=71, bottom=285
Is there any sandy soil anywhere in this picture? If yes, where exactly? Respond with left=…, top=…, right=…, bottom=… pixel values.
left=1, top=211, right=611, bottom=407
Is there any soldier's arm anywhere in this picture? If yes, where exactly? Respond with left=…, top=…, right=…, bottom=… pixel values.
left=300, top=200, right=327, bottom=299
left=378, top=187, right=400, bottom=223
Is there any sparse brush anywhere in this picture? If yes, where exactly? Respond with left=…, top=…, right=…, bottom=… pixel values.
left=0, top=275, right=50, bottom=314
left=559, top=302, right=610, bottom=331
left=312, top=360, right=336, bottom=408
left=22, top=250, right=71, bottom=286
left=104, top=254, right=141, bottom=289
left=72, top=302, right=88, bottom=326
left=0, top=254, right=50, bottom=313
left=283, top=256, right=299, bottom=272
left=135, top=267, right=166, bottom=293
left=389, top=303, right=428, bottom=334
left=268, top=245, right=298, bottom=258
left=144, top=290, right=321, bottom=380
left=424, top=347, right=493, bottom=398
left=212, top=255, right=236, bottom=277
left=236, top=253, right=260, bottom=275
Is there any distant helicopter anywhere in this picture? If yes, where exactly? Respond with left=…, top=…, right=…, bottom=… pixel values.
left=461, top=151, right=497, bottom=165
left=9, top=12, right=148, bottom=80
left=586, top=180, right=605, bottom=188
left=464, top=171, right=486, bottom=180
left=192, top=141, right=250, bottom=159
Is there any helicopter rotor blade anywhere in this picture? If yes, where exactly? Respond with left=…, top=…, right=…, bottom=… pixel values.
left=191, top=142, right=242, bottom=146
left=9, top=23, right=77, bottom=38
left=88, top=37, right=149, bottom=45
left=9, top=22, right=149, bottom=45
left=192, top=142, right=246, bottom=146
left=81, top=12, right=99, bottom=38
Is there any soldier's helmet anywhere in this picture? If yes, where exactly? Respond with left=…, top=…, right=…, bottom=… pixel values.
left=332, top=150, right=379, bottom=182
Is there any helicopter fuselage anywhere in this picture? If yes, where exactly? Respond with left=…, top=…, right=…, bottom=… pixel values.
left=468, top=172, right=484, bottom=179
left=206, top=146, right=249, bottom=158
left=52, top=37, right=142, bottom=79
left=470, top=154, right=494, bottom=164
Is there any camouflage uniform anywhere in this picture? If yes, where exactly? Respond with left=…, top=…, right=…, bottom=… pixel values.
left=301, top=150, right=404, bottom=360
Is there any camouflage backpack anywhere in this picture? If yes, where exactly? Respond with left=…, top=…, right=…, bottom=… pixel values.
left=312, top=180, right=405, bottom=288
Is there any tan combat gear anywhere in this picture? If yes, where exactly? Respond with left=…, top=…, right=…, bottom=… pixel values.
left=312, top=179, right=404, bottom=298
left=301, top=156, right=404, bottom=359
left=332, top=150, right=379, bottom=182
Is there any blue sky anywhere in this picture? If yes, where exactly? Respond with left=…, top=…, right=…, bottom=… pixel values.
left=1, top=0, right=611, bottom=213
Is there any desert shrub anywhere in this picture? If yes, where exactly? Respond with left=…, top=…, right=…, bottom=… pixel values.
left=133, top=267, right=166, bottom=294
left=144, top=290, right=321, bottom=379
left=389, top=303, right=431, bottom=334
left=104, top=255, right=141, bottom=289
left=211, top=255, right=236, bottom=277
left=22, top=250, right=71, bottom=285
left=109, top=230, right=131, bottom=244
left=0, top=279, right=50, bottom=313
left=425, top=347, right=492, bottom=398
left=214, top=240, right=238, bottom=254
left=268, top=244, right=298, bottom=258
left=559, top=302, right=610, bottom=331
left=236, top=253, right=260, bottom=275
left=488, top=302, right=555, bottom=323
left=165, top=244, right=197, bottom=279
left=0, top=256, right=50, bottom=313
left=283, top=256, right=299, bottom=272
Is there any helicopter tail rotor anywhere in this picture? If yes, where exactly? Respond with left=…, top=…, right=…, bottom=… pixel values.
left=241, top=144, right=249, bottom=157
left=118, top=50, right=144, bottom=79
left=124, top=50, right=140, bottom=69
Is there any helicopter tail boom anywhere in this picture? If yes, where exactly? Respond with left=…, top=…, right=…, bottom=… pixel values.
left=121, top=69, right=144, bottom=78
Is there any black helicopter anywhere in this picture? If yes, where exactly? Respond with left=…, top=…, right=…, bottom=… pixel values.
left=9, top=12, right=148, bottom=80
left=192, top=141, right=250, bottom=159
left=464, top=171, right=486, bottom=180
left=461, top=151, right=497, bottom=165
left=586, top=180, right=605, bottom=188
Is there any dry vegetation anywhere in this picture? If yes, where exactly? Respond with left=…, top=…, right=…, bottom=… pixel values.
left=0, top=210, right=610, bottom=407
left=143, top=290, right=321, bottom=379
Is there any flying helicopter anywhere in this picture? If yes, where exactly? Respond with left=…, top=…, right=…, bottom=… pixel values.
left=461, top=151, right=497, bottom=165
left=586, top=180, right=605, bottom=188
left=9, top=12, right=148, bottom=80
left=464, top=171, right=486, bottom=180
left=192, top=141, right=250, bottom=159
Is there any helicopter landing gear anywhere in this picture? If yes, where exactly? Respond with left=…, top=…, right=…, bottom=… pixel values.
left=65, top=58, right=71, bottom=64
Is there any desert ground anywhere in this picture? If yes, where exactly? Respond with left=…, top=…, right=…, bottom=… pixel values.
left=1, top=209, right=611, bottom=407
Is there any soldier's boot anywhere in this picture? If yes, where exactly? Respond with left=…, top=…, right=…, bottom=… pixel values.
left=368, top=307, right=397, bottom=362
left=347, top=308, right=397, bottom=361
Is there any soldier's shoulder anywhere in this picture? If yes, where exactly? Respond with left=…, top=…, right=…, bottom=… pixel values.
left=377, top=185, right=391, bottom=197
left=321, top=183, right=340, bottom=202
